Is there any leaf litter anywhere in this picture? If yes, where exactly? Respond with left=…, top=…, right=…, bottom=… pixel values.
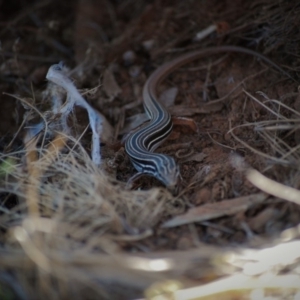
left=0, top=0, right=300, bottom=299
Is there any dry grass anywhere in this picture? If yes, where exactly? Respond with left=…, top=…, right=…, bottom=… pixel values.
left=0, top=132, right=179, bottom=298
left=1, top=0, right=300, bottom=299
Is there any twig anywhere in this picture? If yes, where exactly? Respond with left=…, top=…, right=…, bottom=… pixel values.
left=246, top=168, right=300, bottom=205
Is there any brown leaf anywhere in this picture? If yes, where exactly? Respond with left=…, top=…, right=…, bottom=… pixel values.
left=103, top=68, right=122, bottom=101
left=162, top=193, right=267, bottom=228
left=121, top=113, right=149, bottom=135
left=216, top=21, right=231, bottom=34
left=173, top=116, right=198, bottom=133
left=181, top=152, right=207, bottom=163
left=169, top=102, right=223, bottom=116
left=159, top=87, right=178, bottom=107
left=168, top=130, right=181, bottom=140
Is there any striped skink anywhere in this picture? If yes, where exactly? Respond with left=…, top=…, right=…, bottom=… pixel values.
left=125, top=45, right=295, bottom=190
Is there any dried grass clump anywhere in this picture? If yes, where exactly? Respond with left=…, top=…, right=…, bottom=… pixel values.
left=234, top=0, right=300, bottom=64
left=0, top=131, right=181, bottom=299
left=1, top=137, right=177, bottom=232
left=229, top=89, right=300, bottom=184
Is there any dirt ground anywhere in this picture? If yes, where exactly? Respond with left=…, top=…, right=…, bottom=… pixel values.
left=0, top=0, right=300, bottom=299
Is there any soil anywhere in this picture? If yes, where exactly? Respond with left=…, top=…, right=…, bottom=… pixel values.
left=0, top=0, right=300, bottom=299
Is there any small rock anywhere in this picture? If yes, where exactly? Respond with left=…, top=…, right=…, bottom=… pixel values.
left=128, top=65, right=141, bottom=78
left=142, top=39, right=155, bottom=51
left=123, top=50, right=136, bottom=65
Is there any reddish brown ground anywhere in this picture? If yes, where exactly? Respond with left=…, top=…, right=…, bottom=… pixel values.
left=1, top=0, right=299, bottom=246
left=1, top=0, right=300, bottom=298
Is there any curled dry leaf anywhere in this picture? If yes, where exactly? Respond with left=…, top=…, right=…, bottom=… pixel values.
left=173, top=116, right=198, bottom=133
left=175, top=147, right=194, bottom=159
